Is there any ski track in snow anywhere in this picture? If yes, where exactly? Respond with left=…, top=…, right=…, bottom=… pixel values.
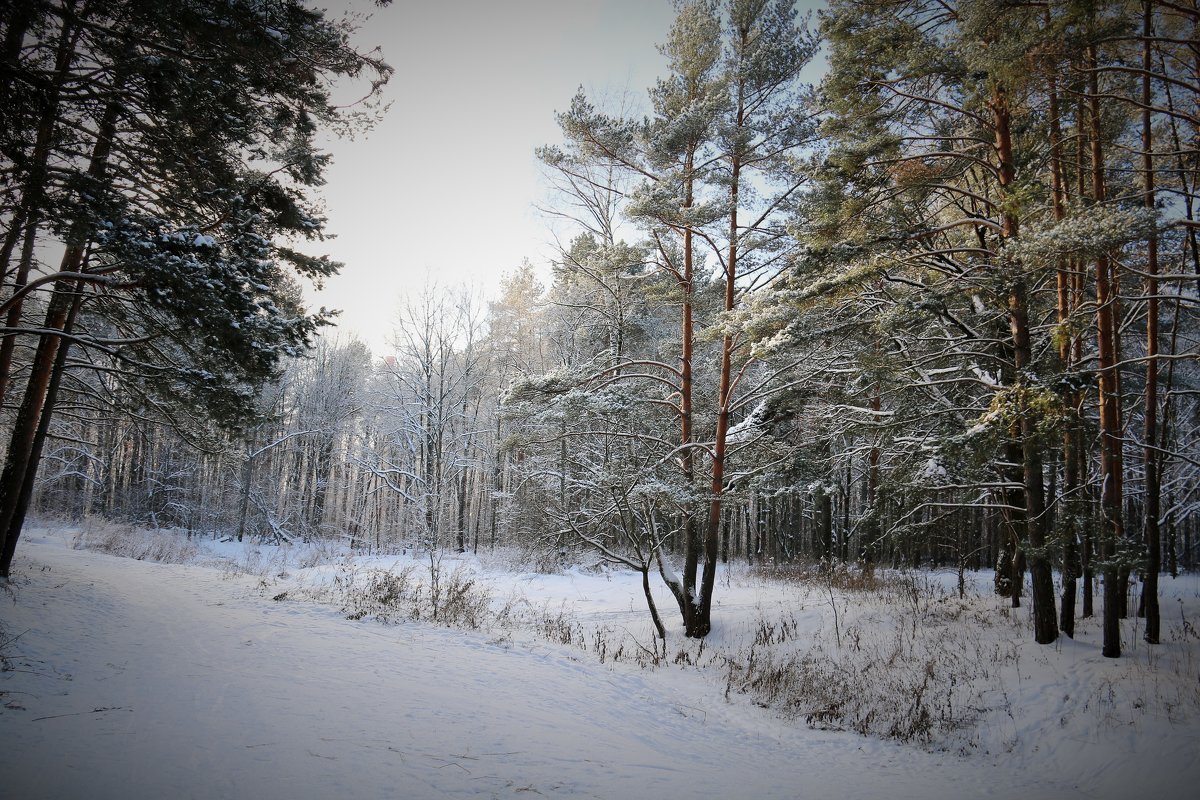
left=0, top=533, right=1195, bottom=799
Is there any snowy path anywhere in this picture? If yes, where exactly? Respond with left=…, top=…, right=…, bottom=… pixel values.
left=0, top=536, right=1132, bottom=798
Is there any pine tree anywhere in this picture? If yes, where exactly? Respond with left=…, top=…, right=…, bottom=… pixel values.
left=536, top=0, right=814, bottom=637
left=0, top=0, right=391, bottom=576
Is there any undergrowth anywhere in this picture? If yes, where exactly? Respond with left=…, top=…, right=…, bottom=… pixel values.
left=298, top=562, right=491, bottom=630
left=72, top=519, right=199, bottom=565
left=302, top=557, right=1009, bottom=743
left=57, top=523, right=1200, bottom=752
left=722, top=600, right=1011, bottom=743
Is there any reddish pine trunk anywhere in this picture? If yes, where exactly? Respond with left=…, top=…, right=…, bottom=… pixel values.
left=693, top=147, right=739, bottom=638
left=0, top=8, right=80, bottom=402
left=1089, top=44, right=1125, bottom=658
left=0, top=86, right=120, bottom=576
left=0, top=281, right=78, bottom=576
left=993, top=84, right=1057, bottom=642
left=0, top=286, right=84, bottom=573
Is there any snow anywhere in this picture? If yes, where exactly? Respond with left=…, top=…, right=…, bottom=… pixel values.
left=657, top=555, right=681, bottom=587
left=970, top=365, right=999, bottom=388
left=832, top=404, right=894, bottom=417
left=920, top=457, right=948, bottom=480
left=2, top=530, right=1197, bottom=799
left=725, top=399, right=767, bottom=443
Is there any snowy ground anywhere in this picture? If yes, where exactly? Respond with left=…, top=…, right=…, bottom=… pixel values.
left=1, top=527, right=1197, bottom=799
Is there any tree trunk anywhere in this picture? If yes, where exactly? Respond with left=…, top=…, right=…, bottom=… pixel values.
left=0, top=6, right=81, bottom=402
left=693, top=86, right=746, bottom=637
left=863, top=376, right=882, bottom=564
left=1047, top=40, right=1080, bottom=638
left=1013, top=282, right=1057, bottom=643
left=0, top=285, right=84, bottom=574
left=0, top=78, right=123, bottom=574
left=236, top=443, right=254, bottom=543
left=642, top=566, right=666, bottom=642
left=679, top=149, right=700, bottom=635
left=818, top=484, right=833, bottom=561
left=1089, top=43, right=1125, bottom=659
left=1140, top=0, right=1161, bottom=645
left=991, top=80, right=1056, bottom=642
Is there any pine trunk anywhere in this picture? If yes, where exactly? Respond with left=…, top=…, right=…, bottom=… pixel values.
left=1089, top=44, right=1125, bottom=658
left=693, top=150, right=738, bottom=638
left=0, top=8, right=79, bottom=402
left=1141, top=0, right=1161, bottom=645
left=0, top=283, right=75, bottom=576
left=0, top=286, right=84, bottom=574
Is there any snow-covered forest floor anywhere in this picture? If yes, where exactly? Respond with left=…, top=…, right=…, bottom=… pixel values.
left=2, top=523, right=1197, bottom=799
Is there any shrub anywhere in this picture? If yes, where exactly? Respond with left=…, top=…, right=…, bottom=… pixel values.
left=328, top=562, right=492, bottom=630
left=71, top=519, right=199, bottom=564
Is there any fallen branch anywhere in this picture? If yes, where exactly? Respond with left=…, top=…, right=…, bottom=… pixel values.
left=33, top=706, right=126, bottom=721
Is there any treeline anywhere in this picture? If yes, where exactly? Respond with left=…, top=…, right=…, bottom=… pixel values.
left=5, top=0, right=1199, bottom=654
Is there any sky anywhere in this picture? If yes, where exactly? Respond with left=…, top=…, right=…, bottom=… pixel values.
left=305, top=0, right=681, bottom=352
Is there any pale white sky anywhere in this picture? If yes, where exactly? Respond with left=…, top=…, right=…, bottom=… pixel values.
left=307, top=0, right=678, bottom=351
left=308, top=1, right=823, bottom=353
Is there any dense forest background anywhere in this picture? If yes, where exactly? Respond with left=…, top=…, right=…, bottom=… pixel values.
left=1, top=0, right=1197, bottom=655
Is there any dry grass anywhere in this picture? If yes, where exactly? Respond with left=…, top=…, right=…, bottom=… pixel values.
left=71, top=518, right=199, bottom=565
left=720, top=600, right=1015, bottom=744
left=306, top=561, right=492, bottom=630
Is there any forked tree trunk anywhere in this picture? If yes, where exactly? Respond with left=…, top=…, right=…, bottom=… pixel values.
left=0, top=5, right=80, bottom=403
left=0, top=283, right=76, bottom=575
left=693, top=62, right=749, bottom=638
left=0, top=79, right=123, bottom=574
left=0, top=286, right=84, bottom=574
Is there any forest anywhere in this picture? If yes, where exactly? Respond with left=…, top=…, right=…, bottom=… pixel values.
left=1, top=0, right=1198, bottom=670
